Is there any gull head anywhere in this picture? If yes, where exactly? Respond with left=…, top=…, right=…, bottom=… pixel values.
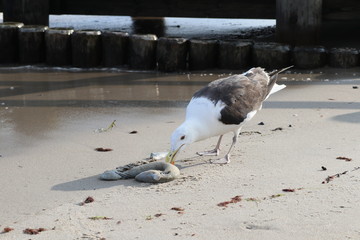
left=166, top=122, right=197, bottom=164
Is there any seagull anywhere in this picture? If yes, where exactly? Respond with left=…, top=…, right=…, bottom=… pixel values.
left=165, top=66, right=292, bottom=165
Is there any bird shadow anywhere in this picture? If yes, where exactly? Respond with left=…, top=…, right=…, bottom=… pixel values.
left=52, top=158, right=209, bottom=192
left=331, top=111, right=360, bottom=124
left=178, top=161, right=209, bottom=170
left=51, top=174, right=148, bottom=192
left=177, top=155, right=211, bottom=169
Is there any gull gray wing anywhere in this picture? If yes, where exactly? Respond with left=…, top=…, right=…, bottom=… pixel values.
left=193, top=72, right=269, bottom=125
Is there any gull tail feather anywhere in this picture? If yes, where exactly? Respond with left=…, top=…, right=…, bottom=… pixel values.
left=266, top=65, right=293, bottom=99
left=268, top=65, right=294, bottom=79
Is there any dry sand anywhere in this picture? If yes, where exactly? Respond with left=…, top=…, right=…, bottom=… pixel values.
left=0, top=69, right=359, bottom=239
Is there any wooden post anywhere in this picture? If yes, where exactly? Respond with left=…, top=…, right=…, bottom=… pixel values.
left=0, top=22, right=24, bottom=64
left=3, top=0, right=49, bottom=25
left=293, top=46, right=327, bottom=69
left=128, top=34, right=157, bottom=70
left=276, top=0, right=322, bottom=45
left=156, top=37, right=188, bottom=72
left=218, top=41, right=252, bottom=70
left=18, top=25, right=48, bottom=64
left=131, top=17, right=165, bottom=37
left=45, top=28, right=74, bottom=66
left=102, top=31, right=129, bottom=67
left=71, top=30, right=102, bottom=68
left=252, top=42, right=291, bottom=69
left=329, top=48, right=359, bottom=68
left=189, top=39, right=218, bottom=70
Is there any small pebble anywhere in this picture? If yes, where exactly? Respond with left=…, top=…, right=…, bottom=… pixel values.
left=95, top=147, right=113, bottom=152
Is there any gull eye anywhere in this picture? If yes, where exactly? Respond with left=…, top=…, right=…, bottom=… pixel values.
left=180, top=135, right=185, bottom=140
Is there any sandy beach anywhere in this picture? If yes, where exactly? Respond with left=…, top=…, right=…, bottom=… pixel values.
left=0, top=68, right=359, bottom=239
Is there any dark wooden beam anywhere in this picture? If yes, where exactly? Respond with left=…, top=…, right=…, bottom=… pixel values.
left=48, top=0, right=276, bottom=19
left=2, top=0, right=360, bottom=23
left=323, top=0, right=360, bottom=20
left=276, top=0, right=322, bottom=45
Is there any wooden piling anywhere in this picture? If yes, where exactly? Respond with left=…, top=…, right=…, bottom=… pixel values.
left=218, top=41, right=252, bottom=69
left=18, top=25, right=48, bottom=64
left=329, top=48, right=359, bottom=68
left=128, top=34, right=158, bottom=70
left=252, top=42, right=291, bottom=69
left=71, top=30, right=102, bottom=68
left=102, top=31, right=129, bottom=67
left=132, top=17, right=165, bottom=37
left=189, top=39, right=218, bottom=70
left=3, top=0, right=49, bottom=25
left=276, top=0, right=322, bottom=45
left=156, top=37, right=188, bottom=72
left=293, top=46, right=327, bottom=69
left=0, top=22, right=24, bottom=64
left=45, top=28, right=74, bottom=66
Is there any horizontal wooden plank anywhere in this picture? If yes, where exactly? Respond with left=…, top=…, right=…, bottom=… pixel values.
left=1, top=0, right=360, bottom=20
left=48, top=0, right=360, bottom=20
left=48, top=0, right=276, bottom=19
left=323, top=0, right=360, bottom=20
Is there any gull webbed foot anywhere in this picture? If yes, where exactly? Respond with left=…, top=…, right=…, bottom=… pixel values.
left=210, top=154, right=231, bottom=164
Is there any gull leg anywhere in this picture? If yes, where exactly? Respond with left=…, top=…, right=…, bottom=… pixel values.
left=211, top=130, right=240, bottom=164
left=197, top=135, right=223, bottom=156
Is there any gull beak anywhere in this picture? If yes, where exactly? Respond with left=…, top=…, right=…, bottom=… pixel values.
left=165, top=145, right=183, bottom=165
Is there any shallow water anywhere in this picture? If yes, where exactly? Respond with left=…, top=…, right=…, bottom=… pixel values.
left=0, top=13, right=275, bottom=39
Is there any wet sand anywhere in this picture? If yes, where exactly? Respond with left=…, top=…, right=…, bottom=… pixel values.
left=0, top=68, right=360, bottom=239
